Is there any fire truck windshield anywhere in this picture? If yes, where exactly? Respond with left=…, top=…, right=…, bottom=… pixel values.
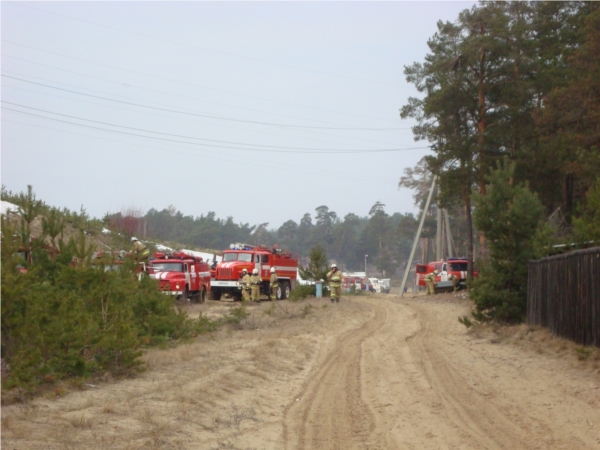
left=449, top=262, right=468, bottom=271
left=222, top=253, right=252, bottom=262
left=151, top=262, right=184, bottom=272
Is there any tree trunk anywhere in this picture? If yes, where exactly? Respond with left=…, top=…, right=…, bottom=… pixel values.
left=477, top=50, right=488, bottom=255
left=465, top=190, right=475, bottom=286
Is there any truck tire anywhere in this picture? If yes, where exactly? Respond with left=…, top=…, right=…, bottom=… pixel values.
left=179, top=287, right=189, bottom=303
left=192, top=289, right=204, bottom=304
left=280, top=281, right=290, bottom=300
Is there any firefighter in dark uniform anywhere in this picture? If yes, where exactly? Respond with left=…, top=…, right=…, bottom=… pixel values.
left=250, top=268, right=262, bottom=303
left=269, top=267, right=279, bottom=301
left=131, top=237, right=150, bottom=263
left=326, top=263, right=343, bottom=303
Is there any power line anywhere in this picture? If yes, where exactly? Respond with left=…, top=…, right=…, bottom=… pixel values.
left=3, top=83, right=407, bottom=151
left=2, top=117, right=400, bottom=185
left=9, top=3, right=401, bottom=88
left=2, top=39, right=402, bottom=125
left=3, top=74, right=406, bottom=132
left=2, top=101, right=427, bottom=153
left=2, top=54, right=412, bottom=132
left=2, top=106, right=429, bottom=155
left=2, top=75, right=409, bottom=149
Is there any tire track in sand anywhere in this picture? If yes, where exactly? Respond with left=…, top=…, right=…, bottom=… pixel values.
left=406, top=300, right=554, bottom=449
left=283, top=297, right=387, bottom=450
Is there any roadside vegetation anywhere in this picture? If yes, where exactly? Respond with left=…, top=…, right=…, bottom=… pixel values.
left=1, top=188, right=217, bottom=399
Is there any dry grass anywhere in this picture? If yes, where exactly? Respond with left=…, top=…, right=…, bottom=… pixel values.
left=101, top=400, right=117, bottom=414
left=90, top=432, right=118, bottom=450
left=2, top=414, right=29, bottom=439
left=67, top=414, right=93, bottom=429
left=469, top=322, right=600, bottom=374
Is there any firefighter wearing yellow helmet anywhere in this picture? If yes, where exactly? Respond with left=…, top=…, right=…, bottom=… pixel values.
left=326, top=263, right=342, bottom=303
left=240, top=268, right=251, bottom=302
left=250, top=268, right=262, bottom=303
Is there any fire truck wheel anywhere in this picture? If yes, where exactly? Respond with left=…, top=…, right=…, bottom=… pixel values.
left=280, top=281, right=290, bottom=300
left=179, top=287, right=189, bottom=303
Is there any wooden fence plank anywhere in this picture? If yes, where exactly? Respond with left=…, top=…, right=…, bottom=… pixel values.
left=527, top=247, right=600, bottom=347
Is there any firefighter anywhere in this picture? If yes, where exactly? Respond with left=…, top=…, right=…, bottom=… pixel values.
left=424, top=269, right=438, bottom=295
left=326, top=263, right=343, bottom=303
left=450, top=274, right=460, bottom=292
left=131, top=237, right=150, bottom=263
left=269, top=267, right=279, bottom=301
left=250, top=268, right=262, bottom=303
left=240, top=268, right=251, bottom=302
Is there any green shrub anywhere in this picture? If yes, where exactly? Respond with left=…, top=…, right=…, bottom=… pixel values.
left=221, top=305, right=249, bottom=325
left=288, top=284, right=316, bottom=301
left=0, top=212, right=210, bottom=392
left=458, top=316, right=474, bottom=329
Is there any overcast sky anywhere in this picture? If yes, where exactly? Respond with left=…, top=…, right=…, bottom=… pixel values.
left=2, top=1, right=475, bottom=229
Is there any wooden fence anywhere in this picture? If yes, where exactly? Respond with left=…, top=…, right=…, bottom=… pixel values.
left=527, top=247, right=600, bottom=347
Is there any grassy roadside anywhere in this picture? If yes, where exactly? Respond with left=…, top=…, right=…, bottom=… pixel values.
left=468, top=323, right=600, bottom=374
left=1, top=294, right=327, bottom=405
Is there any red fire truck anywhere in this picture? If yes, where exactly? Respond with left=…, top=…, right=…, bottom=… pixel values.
left=148, top=252, right=211, bottom=302
left=415, top=257, right=478, bottom=293
left=211, top=243, right=298, bottom=301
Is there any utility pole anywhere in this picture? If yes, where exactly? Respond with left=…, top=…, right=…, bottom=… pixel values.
left=399, top=176, right=437, bottom=297
left=436, top=202, right=442, bottom=260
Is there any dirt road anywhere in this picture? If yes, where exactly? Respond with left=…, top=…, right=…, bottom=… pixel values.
left=2, top=294, right=599, bottom=449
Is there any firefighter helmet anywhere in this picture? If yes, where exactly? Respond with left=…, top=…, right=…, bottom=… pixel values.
left=242, top=268, right=248, bottom=273
left=131, top=237, right=138, bottom=242
left=270, top=267, right=276, bottom=273
left=331, top=263, right=337, bottom=268
left=252, top=268, right=259, bottom=275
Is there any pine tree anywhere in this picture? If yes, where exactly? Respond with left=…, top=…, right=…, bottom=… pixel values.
left=299, top=244, right=329, bottom=282
left=471, top=159, right=545, bottom=322
left=573, top=177, right=600, bottom=243
left=533, top=3, right=600, bottom=220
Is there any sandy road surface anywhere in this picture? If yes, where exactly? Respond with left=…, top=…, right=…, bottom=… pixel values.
left=2, top=294, right=599, bottom=449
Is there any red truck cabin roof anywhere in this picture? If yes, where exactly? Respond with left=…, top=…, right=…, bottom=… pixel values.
left=216, top=246, right=297, bottom=282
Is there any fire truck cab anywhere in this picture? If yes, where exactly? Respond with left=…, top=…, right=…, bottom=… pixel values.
left=211, top=243, right=298, bottom=301
left=148, top=252, right=211, bottom=302
left=415, top=257, right=477, bottom=292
